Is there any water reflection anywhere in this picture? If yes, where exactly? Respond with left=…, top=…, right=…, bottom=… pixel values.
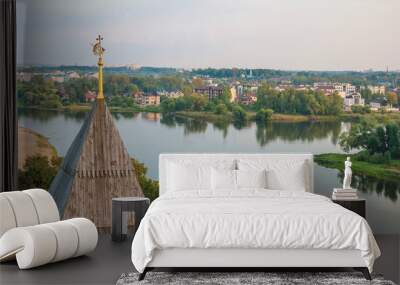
left=255, top=121, right=342, bottom=146
left=160, top=114, right=177, bottom=128
left=212, top=120, right=229, bottom=138
left=112, top=112, right=139, bottom=120
left=141, top=112, right=160, bottom=122
left=159, top=115, right=207, bottom=135
left=232, top=120, right=251, bottom=130
left=18, top=108, right=87, bottom=123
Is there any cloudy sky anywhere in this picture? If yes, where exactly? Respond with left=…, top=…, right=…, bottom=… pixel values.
left=17, top=0, right=400, bottom=70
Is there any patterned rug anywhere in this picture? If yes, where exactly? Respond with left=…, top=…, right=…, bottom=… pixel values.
left=116, top=271, right=396, bottom=285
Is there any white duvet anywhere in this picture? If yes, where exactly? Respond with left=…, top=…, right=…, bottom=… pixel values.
left=131, top=190, right=380, bottom=273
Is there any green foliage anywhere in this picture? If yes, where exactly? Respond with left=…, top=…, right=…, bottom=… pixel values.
left=340, top=120, right=400, bottom=161
left=17, top=76, right=62, bottom=108
left=232, top=105, right=248, bottom=123
left=18, top=155, right=61, bottom=190
left=160, top=98, right=177, bottom=114
left=255, top=108, right=274, bottom=124
left=131, top=75, right=185, bottom=93
left=215, top=103, right=229, bottom=115
left=351, top=105, right=371, bottom=114
left=160, top=94, right=208, bottom=113
left=191, top=94, right=208, bottom=111
left=315, top=153, right=400, bottom=182
left=63, top=77, right=97, bottom=103
left=103, top=74, right=139, bottom=96
left=386, top=92, right=398, bottom=107
left=131, top=159, right=159, bottom=201
left=108, top=96, right=136, bottom=108
left=256, top=83, right=343, bottom=115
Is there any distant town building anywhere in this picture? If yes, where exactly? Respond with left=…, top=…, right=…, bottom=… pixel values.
left=335, top=83, right=355, bottom=97
left=133, top=92, right=160, bottom=106
left=16, top=72, right=33, bottom=82
left=369, top=101, right=381, bottom=111
left=194, top=86, right=224, bottom=101
left=87, top=72, right=99, bottom=79
left=367, top=85, right=385, bottom=95
left=315, top=85, right=336, bottom=96
left=240, top=92, right=257, bottom=105
left=157, top=90, right=184, bottom=98
left=49, top=76, right=65, bottom=83
left=230, top=86, right=237, bottom=103
left=344, top=93, right=365, bottom=111
left=85, top=91, right=97, bottom=102
left=67, top=72, right=80, bottom=80
left=51, top=70, right=65, bottom=76
left=126, top=64, right=141, bottom=70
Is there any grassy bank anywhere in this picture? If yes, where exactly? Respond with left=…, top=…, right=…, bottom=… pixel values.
left=339, top=112, right=400, bottom=123
left=315, top=153, right=400, bottom=181
left=18, top=127, right=58, bottom=169
left=176, top=111, right=339, bottom=123
left=176, top=111, right=232, bottom=123
left=20, top=105, right=400, bottom=123
left=19, top=104, right=161, bottom=113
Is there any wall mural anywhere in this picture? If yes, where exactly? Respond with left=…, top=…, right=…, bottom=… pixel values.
left=16, top=1, right=400, bottom=234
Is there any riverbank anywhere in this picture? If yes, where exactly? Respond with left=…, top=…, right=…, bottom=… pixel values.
left=18, top=126, right=58, bottom=169
left=19, top=105, right=400, bottom=123
left=19, top=104, right=161, bottom=113
left=315, top=153, right=400, bottom=181
left=175, top=111, right=341, bottom=123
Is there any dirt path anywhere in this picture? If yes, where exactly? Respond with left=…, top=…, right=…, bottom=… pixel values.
left=18, top=126, right=58, bottom=169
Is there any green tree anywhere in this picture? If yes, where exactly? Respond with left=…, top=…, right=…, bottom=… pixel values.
left=131, top=159, right=159, bottom=201
left=340, top=121, right=400, bottom=160
left=351, top=105, right=371, bottom=114
left=386, top=92, right=398, bottom=107
left=215, top=103, right=228, bottom=115
left=160, top=98, right=176, bottom=114
left=17, top=75, right=62, bottom=108
left=18, top=155, right=61, bottom=190
left=232, top=105, right=248, bottom=123
left=255, top=108, right=274, bottom=124
left=191, top=94, right=208, bottom=111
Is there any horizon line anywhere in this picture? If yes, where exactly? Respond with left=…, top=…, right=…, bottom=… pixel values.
left=16, top=64, right=400, bottom=73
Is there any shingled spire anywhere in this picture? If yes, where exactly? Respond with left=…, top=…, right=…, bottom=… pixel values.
left=49, top=36, right=143, bottom=228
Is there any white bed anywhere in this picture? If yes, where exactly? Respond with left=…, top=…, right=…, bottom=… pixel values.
left=131, top=153, right=380, bottom=280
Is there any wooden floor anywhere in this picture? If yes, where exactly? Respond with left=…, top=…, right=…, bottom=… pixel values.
left=0, top=234, right=398, bottom=285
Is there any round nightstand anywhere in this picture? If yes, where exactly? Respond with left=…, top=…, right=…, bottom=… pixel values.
left=111, top=197, right=150, bottom=242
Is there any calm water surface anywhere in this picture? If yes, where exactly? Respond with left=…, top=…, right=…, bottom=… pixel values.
left=18, top=110, right=400, bottom=234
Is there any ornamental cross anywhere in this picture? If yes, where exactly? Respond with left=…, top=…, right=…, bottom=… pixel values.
left=96, top=35, right=103, bottom=45
left=92, top=35, right=105, bottom=57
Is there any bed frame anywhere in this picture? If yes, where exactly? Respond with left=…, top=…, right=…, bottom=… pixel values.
left=139, top=248, right=370, bottom=280
left=138, top=153, right=372, bottom=281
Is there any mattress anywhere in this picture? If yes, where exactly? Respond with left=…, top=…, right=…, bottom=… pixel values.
left=131, top=190, right=380, bottom=273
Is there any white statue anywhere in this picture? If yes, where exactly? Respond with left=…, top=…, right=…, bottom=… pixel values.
left=343, top=156, right=352, bottom=189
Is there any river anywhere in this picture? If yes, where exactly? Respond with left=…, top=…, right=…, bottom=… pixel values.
left=18, top=109, right=400, bottom=234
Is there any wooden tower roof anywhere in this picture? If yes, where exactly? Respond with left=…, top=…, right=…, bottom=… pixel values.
left=49, top=100, right=144, bottom=227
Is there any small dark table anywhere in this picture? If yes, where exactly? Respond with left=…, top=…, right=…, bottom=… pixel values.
left=112, top=197, right=150, bottom=242
left=332, top=199, right=366, bottom=218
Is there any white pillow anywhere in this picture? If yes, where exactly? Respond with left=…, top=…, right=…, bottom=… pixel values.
left=237, top=159, right=308, bottom=191
left=236, top=169, right=268, bottom=189
left=212, top=168, right=237, bottom=191
left=266, top=167, right=306, bottom=192
left=167, top=162, right=212, bottom=192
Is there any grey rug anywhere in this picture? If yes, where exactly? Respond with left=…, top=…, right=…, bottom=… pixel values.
left=116, top=272, right=396, bottom=285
